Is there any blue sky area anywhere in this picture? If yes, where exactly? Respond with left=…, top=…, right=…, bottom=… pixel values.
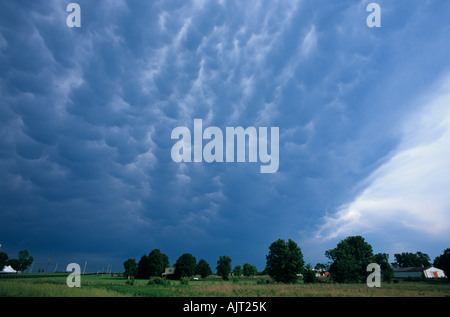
left=1, top=0, right=450, bottom=273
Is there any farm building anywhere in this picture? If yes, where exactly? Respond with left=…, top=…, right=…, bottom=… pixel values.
left=162, top=266, right=175, bottom=278
left=393, top=266, right=446, bottom=279
left=423, top=266, right=446, bottom=278
left=314, top=269, right=329, bottom=277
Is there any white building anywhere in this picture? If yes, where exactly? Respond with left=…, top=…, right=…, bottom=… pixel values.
left=162, top=266, right=175, bottom=278
left=423, top=266, right=446, bottom=278
left=393, top=266, right=446, bottom=279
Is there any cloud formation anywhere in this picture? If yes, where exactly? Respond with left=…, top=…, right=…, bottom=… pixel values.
left=314, top=74, right=450, bottom=251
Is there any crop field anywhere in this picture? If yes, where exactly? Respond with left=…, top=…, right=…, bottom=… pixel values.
left=0, top=275, right=449, bottom=297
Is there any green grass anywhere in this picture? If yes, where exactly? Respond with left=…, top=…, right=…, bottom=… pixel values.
left=0, top=276, right=126, bottom=297
left=1, top=274, right=449, bottom=297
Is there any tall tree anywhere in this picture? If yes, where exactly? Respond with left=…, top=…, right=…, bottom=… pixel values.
left=174, top=253, right=197, bottom=279
left=325, top=236, right=374, bottom=283
left=123, top=258, right=137, bottom=279
left=148, top=249, right=169, bottom=277
left=233, top=265, right=243, bottom=277
left=433, top=248, right=450, bottom=277
left=303, top=263, right=317, bottom=284
left=373, top=253, right=394, bottom=282
left=196, top=259, right=213, bottom=278
left=216, top=255, right=232, bottom=280
left=0, top=252, right=8, bottom=269
left=243, top=263, right=257, bottom=277
left=136, top=255, right=150, bottom=279
left=393, top=252, right=431, bottom=268
left=314, top=263, right=329, bottom=271
left=266, top=239, right=304, bottom=283
left=6, top=259, right=20, bottom=271
left=17, top=250, right=33, bottom=272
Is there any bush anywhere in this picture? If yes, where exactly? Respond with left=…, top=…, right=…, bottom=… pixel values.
left=125, top=277, right=135, bottom=286
left=147, top=277, right=169, bottom=286
left=180, top=277, right=190, bottom=285
left=256, top=278, right=270, bottom=285
left=303, top=264, right=317, bottom=284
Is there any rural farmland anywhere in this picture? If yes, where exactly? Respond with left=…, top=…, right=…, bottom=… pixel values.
left=0, top=274, right=449, bottom=297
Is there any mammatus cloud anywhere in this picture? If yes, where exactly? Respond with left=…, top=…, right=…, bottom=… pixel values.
left=314, top=74, right=450, bottom=242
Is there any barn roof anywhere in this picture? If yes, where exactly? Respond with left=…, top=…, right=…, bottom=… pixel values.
left=393, top=266, right=445, bottom=272
left=393, top=267, right=431, bottom=272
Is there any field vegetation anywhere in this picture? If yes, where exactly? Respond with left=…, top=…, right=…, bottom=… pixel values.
left=2, top=236, right=449, bottom=298
left=1, top=274, right=449, bottom=297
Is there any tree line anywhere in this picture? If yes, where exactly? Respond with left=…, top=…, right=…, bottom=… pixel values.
left=124, top=236, right=450, bottom=283
left=0, top=249, right=33, bottom=272
left=123, top=250, right=258, bottom=281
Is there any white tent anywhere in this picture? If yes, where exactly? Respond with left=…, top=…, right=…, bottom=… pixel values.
left=1, top=265, right=17, bottom=273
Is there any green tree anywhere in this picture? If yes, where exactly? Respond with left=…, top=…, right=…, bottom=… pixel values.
left=233, top=265, right=242, bottom=277
left=0, top=252, right=8, bottom=269
left=136, top=255, right=150, bottom=279
left=216, top=255, right=232, bottom=280
left=266, top=239, right=305, bottom=283
left=303, top=263, right=317, bottom=284
left=373, top=253, right=394, bottom=282
left=393, top=252, right=431, bottom=268
left=434, top=248, right=450, bottom=277
left=148, top=249, right=169, bottom=277
left=325, top=236, right=374, bottom=283
left=17, top=250, right=33, bottom=272
left=123, top=258, right=138, bottom=279
left=314, top=263, right=329, bottom=271
left=196, top=259, right=213, bottom=278
left=6, top=259, right=20, bottom=271
left=174, top=253, right=197, bottom=279
left=243, top=263, right=257, bottom=277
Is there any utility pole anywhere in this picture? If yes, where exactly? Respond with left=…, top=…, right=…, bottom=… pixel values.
left=46, top=258, right=51, bottom=273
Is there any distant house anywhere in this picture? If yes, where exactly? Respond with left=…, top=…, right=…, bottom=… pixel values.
left=314, top=269, right=329, bottom=278
left=162, top=266, right=175, bottom=278
left=393, top=266, right=446, bottom=279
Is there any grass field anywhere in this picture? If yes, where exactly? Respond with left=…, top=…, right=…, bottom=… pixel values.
left=0, top=274, right=449, bottom=297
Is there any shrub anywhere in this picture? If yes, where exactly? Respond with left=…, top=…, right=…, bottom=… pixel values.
left=303, top=264, right=317, bottom=284
left=256, top=278, right=270, bottom=285
left=125, top=277, right=135, bottom=286
left=147, top=277, right=169, bottom=286
left=180, top=277, right=190, bottom=285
